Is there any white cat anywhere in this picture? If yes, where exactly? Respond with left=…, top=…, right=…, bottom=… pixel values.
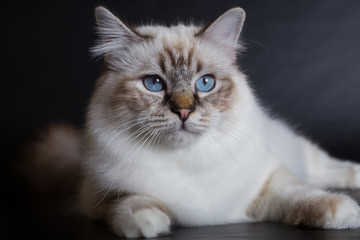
left=67, top=6, right=360, bottom=238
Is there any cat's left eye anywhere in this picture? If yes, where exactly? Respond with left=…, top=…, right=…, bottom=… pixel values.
left=143, top=75, right=166, bottom=92
left=195, top=75, right=215, bottom=92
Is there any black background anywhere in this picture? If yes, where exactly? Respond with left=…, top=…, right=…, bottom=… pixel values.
left=2, top=0, right=360, bottom=169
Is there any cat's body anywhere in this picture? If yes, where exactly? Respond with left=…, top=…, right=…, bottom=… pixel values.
left=70, top=6, right=360, bottom=238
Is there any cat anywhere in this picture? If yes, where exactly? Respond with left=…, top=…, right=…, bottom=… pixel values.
left=28, top=6, right=360, bottom=239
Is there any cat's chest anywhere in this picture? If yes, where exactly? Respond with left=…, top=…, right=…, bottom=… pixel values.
left=115, top=150, right=260, bottom=224
left=114, top=142, right=265, bottom=197
left=119, top=149, right=240, bottom=194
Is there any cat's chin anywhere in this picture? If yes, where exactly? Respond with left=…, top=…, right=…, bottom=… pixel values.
left=161, top=126, right=201, bottom=149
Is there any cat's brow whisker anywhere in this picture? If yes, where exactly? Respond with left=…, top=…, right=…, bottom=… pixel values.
left=242, top=37, right=269, bottom=52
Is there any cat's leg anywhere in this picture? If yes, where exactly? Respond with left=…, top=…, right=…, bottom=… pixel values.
left=79, top=178, right=172, bottom=238
left=247, top=166, right=360, bottom=228
left=302, top=141, right=360, bottom=188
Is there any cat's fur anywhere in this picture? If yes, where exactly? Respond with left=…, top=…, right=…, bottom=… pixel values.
left=42, top=6, right=360, bottom=238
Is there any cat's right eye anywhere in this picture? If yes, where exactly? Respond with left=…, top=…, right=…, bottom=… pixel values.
left=143, top=75, right=166, bottom=92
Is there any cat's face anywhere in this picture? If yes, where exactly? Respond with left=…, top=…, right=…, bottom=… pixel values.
left=90, top=7, right=246, bottom=149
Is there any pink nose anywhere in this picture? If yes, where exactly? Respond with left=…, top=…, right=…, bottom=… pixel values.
left=171, top=106, right=195, bottom=122
left=178, top=109, right=191, bottom=121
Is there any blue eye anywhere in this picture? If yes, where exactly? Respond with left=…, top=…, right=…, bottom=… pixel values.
left=195, top=75, right=215, bottom=92
left=143, top=75, right=165, bottom=92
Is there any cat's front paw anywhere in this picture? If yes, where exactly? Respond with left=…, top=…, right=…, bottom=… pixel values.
left=112, top=206, right=171, bottom=238
left=318, top=195, right=360, bottom=229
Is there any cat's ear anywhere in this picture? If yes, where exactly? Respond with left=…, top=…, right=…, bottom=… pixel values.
left=200, top=8, right=245, bottom=57
left=91, top=6, right=142, bottom=59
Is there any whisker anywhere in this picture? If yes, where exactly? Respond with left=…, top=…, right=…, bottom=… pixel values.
left=210, top=127, right=253, bottom=179
left=101, top=117, right=152, bottom=155
left=92, top=122, right=156, bottom=211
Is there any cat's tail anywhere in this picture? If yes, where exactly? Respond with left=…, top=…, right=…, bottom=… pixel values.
left=19, top=123, right=82, bottom=193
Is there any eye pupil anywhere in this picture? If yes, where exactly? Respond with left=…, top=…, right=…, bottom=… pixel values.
left=143, top=75, right=165, bottom=92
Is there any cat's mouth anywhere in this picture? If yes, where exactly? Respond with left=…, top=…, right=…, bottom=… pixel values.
left=178, top=121, right=192, bottom=132
left=164, top=117, right=203, bottom=137
left=176, top=122, right=200, bottom=135
left=159, top=120, right=203, bottom=147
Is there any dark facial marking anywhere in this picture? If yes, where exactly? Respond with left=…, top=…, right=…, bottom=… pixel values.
left=187, top=47, right=194, bottom=68
left=177, top=56, right=185, bottom=69
left=164, top=47, right=176, bottom=67
left=110, top=79, right=154, bottom=116
left=196, top=61, right=203, bottom=73
left=202, top=77, right=235, bottom=112
left=158, top=54, right=166, bottom=74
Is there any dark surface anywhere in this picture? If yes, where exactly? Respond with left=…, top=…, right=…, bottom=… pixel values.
left=2, top=0, right=360, bottom=239
left=4, top=188, right=360, bottom=239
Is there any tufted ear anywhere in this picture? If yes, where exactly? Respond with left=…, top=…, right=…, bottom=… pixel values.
left=91, top=6, right=142, bottom=59
left=200, top=8, right=246, bottom=55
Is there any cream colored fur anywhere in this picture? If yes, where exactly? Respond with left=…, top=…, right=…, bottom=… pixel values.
left=76, top=6, right=360, bottom=238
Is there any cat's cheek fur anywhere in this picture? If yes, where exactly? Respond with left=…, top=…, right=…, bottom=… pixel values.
left=111, top=80, right=164, bottom=113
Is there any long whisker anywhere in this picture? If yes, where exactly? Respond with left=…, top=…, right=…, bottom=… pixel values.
left=147, top=128, right=162, bottom=151
left=210, top=126, right=254, bottom=179
left=92, top=122, right=156, bottom=212
left=101, top=117, right=152, bottom=155
left=120, top=123, right=159, bottom=174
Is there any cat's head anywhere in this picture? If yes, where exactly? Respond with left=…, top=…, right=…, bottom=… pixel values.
left=89, top=7, right=248, bottom=149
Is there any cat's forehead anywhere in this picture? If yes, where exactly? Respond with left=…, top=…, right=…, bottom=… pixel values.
left=133, top=24, right=232, bottom=77
left=136, top=24, right=201, bottom=49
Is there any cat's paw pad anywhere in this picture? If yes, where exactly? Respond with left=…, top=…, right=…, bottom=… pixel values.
left=113, top=207, right=171, bottom=238
left=319, top=195, right=360, bottom=229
